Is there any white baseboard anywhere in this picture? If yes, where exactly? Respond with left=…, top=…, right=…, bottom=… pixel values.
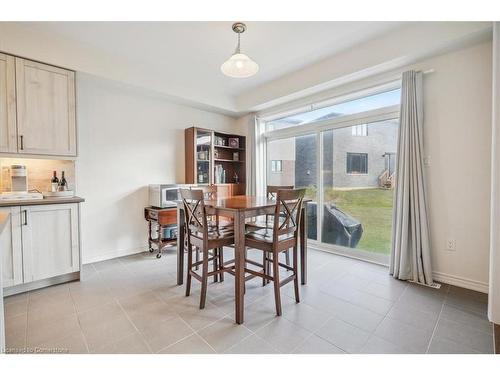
left=433, top=271, right=489, bottom=293
left=82, top=246, right=148, bottom=264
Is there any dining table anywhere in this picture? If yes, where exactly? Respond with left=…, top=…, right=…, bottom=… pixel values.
left=176, top=195, right=309, bottom=324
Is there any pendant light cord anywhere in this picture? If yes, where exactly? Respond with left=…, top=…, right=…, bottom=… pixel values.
left=235, top=32, right=241, bottom=54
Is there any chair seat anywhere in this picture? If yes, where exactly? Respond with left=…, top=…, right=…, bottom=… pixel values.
left=245, top=228, right=294, bottom=243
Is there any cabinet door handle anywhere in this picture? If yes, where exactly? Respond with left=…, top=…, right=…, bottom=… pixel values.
left=22, top=210, right=28, bottom=226
left=19, top=135, right=24, bottom=150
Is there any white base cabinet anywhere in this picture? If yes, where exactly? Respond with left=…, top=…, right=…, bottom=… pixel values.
left=0, top=207, right=22, bottom=288
left=1, top=203, right=80, bottom=293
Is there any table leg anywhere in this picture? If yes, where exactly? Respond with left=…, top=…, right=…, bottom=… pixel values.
left=234, top=211, right=245, bottom=324
left=300, top=205, right=308, bottom=285
left=177, top=207, right=185, bottom=285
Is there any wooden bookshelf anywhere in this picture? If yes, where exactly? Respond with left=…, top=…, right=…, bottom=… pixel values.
left=185, top=127, right=246, bottom=198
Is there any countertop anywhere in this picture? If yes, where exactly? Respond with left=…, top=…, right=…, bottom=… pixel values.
left=0, top=196, right=85, bottom=207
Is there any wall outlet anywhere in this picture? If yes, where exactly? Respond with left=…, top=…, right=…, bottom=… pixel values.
left=424, top=156, right=431, bottom=166
left=446, top=239, right=456, bottom=251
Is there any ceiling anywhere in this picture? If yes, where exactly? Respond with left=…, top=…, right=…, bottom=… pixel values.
left=21, top=21, right=405, bottom=115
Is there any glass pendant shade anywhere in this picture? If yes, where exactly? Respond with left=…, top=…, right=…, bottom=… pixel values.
left=221, top=52, right=259, bottom=78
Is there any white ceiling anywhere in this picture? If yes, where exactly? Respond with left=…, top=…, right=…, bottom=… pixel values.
left=21, top=21, right=405, bottom=114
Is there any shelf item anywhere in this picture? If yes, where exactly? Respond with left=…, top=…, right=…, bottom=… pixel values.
left=185, top=127, right=246, bottom=197
left=43, top=190, right=75, bottom=198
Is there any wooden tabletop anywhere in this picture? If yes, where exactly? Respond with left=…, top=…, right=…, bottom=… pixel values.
left=202, top=195, right=312, bottom=211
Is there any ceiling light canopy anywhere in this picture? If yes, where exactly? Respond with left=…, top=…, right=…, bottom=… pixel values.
left=221, top=22, right=259, bottom=78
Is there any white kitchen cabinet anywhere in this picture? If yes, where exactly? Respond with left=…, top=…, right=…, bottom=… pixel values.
left=0, top=53, right=17, bottom=153
left=0, top=207, right=23, bottom=287
left=15, top=58, right=76, bottom=156
left=21, top=203, right=80, bottom=283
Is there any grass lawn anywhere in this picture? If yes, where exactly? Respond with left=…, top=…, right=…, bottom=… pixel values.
left=325, top=188, right=394, bottom=254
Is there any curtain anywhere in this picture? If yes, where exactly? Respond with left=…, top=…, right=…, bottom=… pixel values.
left=390, top=70, right=434, bottom=286
left=246, top=115, right=266, bottom=196
left=489, top=22, right=500, bottom=327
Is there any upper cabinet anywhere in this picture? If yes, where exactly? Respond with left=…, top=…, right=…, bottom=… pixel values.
left=0, top=53, right=17, bottom=153
left=15, top=58, right=76, bottom=156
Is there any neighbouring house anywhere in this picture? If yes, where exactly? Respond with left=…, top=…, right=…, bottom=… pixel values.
left=267, top=119, right=399, bottom=189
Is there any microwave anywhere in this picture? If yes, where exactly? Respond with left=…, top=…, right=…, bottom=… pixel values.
left=149, top=184, right=192, bottom=208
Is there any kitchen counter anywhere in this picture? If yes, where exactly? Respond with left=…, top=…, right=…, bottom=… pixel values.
left=0, top=196, right=85, bottom=207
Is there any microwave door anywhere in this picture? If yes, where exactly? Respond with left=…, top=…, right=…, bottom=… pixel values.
left=163, top=188, right=179, bottom=207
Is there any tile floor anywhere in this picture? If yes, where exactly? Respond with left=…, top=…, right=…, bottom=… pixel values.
left=3, top=248, right=494, bottom=354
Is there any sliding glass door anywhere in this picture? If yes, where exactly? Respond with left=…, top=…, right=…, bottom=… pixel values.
left=263, top=86, right=401, bottom=263
left=267, top=134, right=318, bottom=240
left=320, top=119, right=398, bottom=260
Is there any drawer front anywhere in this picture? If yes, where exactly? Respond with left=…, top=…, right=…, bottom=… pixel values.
left=158, top=210, right=177, bottom=226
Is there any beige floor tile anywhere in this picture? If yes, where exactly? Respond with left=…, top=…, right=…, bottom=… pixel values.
left=324, top=296, right=385, bottom=332
left=5, top=313, right=27, bottom=350
left=292, top=334, right=345, bottom=354
left=360, top=335, right=414, bottom=354
left=35, top=330, right=89, bottom=354
left=3, top=249, right=494, bottom=355
left=160, top=334, right=216, bottom=354
left=374, top=317, right=433, bottom=353
left=139, top=316, right=194, bottom=353
left=255, top=318, right=311, bottom=353
left=27, top=313, right=81, bottom=347
left=225, top=334, right=279, bottom=354
left=27, top=296, right=77, bottom=326
left=92, top=332, right=151, bottom=354
left=178, top=300, right=227, bottom=331
left=4, top=298, right=28, bottom=318
left=433, top=318, right=493, bottom=353
left=198, top=316, right=253, bottom=353
left=78, top=301, right=138, bottom=351
left=119, top=292, right=179, bottom=331
left=315, top=318, right=371, bottom=353
left=281, top=299, right=331, bottom=332
left=70, top=286, right=115, bottom=313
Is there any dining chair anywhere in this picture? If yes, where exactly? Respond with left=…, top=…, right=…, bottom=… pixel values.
left=191, top=185, right=233, bottom=281
left=244, top=188, right=305, bottom=316
left=180, top=188, right=235, bottom=308
left=246, top=185, right=294, bottom=281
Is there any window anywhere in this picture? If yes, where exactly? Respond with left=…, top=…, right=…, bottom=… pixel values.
left=271, top=160, right=283, bottom=172
left=352, top=124, right=368, bottom=136
left=346, top=153, right=368, bottom=174
left=262, top=84, right=401, bottom=263
left=266, top=88, right=401, bottom=132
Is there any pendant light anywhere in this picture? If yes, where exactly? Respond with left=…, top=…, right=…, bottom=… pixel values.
left=221, top=22, right=259, bottom=78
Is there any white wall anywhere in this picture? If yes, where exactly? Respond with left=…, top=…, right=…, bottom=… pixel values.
left=420, top=42, right=492, bottom=292
left=252, top=40, right=493, bottom=292
left=76, top=74, right=241, bottom=263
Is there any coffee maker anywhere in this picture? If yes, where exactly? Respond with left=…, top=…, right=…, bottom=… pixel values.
left=0, top=165, right=43, bottom=201
left=10, top=164, right=28, bottom=192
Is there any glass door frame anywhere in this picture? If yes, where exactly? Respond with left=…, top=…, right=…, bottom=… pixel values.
left=263, top=105, right=400, bottom=265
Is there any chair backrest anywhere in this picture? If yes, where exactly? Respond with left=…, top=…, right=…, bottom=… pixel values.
left=272, top=188, right=305, bottom=241
left=180, top=189, right=208, bottom=245
left=267, top=185, right=294, bottom=200
left=198, top=185, right=218, bottom=200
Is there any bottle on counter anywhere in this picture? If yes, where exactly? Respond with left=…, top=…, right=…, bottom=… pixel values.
left=59, top=171, right=67, bottom=191
left=51, top=171, right=59, bottom=192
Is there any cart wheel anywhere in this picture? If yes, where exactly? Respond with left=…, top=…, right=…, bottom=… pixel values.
left=149, top=248, right=154, bottom=253
left=156, top=253, right=162, bottom=259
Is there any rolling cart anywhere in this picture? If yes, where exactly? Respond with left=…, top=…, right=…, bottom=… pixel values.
left=144, top=206, right=178, bottom=258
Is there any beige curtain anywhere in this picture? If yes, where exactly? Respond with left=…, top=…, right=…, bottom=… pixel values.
left=390, top=70, right=434, bottom=286
left=489, top=22, right=500, bottom=326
